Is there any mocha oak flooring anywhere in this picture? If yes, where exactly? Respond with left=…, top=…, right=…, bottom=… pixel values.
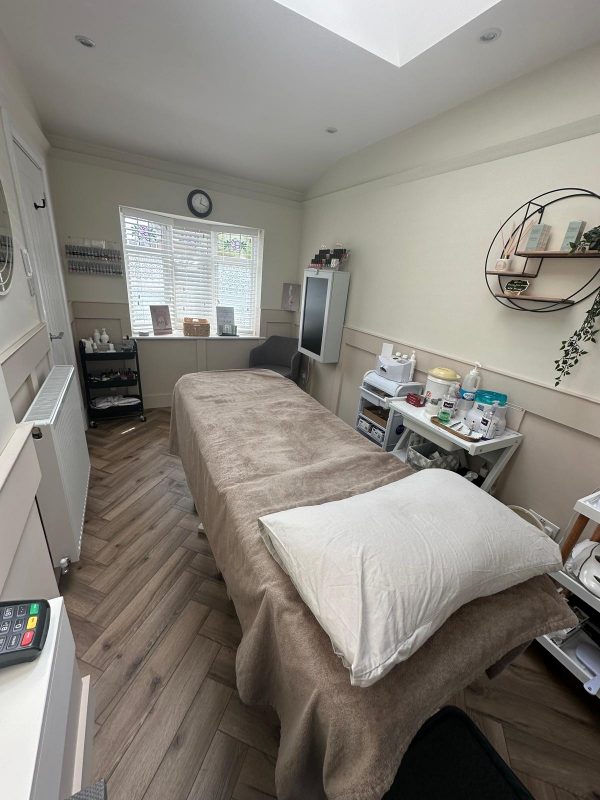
left=62, top=409, right=600, bottom=800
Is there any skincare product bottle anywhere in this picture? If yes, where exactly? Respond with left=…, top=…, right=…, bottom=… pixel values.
left=480, top=401, right=499, bottom=440
left=459, top=363, right=481, bottom=401
left=424, top=397, right=440, bottom=418
left=409, top=350, right=417, bottom=381
left=438, top=384, right=458, bottom=424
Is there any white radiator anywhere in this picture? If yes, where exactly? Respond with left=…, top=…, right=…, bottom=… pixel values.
left=22, top=366, right=90, bottom=571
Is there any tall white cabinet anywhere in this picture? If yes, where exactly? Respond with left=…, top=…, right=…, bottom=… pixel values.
left=0, top=371, right=94, bottom=799
left=298, top=269, right=350, bottom=363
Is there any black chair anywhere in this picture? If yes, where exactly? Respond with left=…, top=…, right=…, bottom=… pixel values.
left=249, top=335, right=301, bottom=382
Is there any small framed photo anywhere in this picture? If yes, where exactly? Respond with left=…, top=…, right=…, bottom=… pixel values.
left=149, top=304, right=173, bottom=335
left=281, top=283, right=300, bottom=312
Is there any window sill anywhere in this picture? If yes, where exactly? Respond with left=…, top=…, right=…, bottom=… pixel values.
left=133, top=333, right=264, bottom=341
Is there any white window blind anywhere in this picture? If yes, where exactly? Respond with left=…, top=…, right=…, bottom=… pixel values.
left=120, top=207, right=263, bottom=335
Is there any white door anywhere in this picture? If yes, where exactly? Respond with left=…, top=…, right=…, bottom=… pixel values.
left=13, top=141, right=76, bottom=368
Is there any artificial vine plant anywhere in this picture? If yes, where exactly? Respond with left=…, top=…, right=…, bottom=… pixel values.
left=554, top=287, right=600, bottom=386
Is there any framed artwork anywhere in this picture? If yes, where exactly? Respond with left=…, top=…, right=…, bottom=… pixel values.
left=281, top=282, right=300, bottom=312
left=149, top=304, right=172, bottom=335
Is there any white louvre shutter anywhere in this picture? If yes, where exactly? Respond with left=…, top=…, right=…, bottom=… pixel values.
left=212, top=229, right=262, bottom=336
left=172, top=225, right=213, bottom=326
left=121, top=211, right=175, bottom=333
left=120, top=207, right=262, bottom=335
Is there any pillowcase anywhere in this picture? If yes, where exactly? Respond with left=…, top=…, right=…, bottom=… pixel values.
left=258, top=469, right=562, bottom=687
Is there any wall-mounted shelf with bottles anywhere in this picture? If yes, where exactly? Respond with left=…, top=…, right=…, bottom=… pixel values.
left=485, top=188, right=600, bottom=313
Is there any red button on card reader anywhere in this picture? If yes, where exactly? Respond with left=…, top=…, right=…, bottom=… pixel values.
left=21, top=631, right=34, bottom=647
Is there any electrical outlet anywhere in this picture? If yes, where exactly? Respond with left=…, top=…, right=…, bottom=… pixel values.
left=528, top=509, right=561, bottom=541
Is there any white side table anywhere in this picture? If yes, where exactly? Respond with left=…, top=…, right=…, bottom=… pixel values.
left=387, top=399, right=523, bottom=493
left=560, top=490, right=600, bottom=561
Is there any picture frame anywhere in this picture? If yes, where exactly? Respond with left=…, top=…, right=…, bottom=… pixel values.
left=149, top=304, right=173, bottom=335
left=281, top=282, right=301, bottom=312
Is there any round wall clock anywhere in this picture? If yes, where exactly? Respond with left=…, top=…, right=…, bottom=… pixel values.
left=187, top=189, right=213, bottom=219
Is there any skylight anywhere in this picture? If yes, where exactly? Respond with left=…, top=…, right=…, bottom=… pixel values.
left=272, top=0, right=501, bottom=66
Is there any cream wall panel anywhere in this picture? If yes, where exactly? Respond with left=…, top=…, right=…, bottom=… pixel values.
left=137, top=339, right=197, bottom=407
left=2, top=503, right=58, bottom=601
left=499, top=415, right=600, bottom=532
left=205, top=338, right=260, bottom=371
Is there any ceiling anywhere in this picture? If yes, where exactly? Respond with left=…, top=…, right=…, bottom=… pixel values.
left=1, top=0, right=600, bottom=193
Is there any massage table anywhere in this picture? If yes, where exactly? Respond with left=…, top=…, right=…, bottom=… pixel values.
left=170, top=369, right=574, bottom=800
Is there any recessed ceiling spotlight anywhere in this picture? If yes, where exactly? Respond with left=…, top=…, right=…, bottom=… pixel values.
left=479, top=28, right=502, bottom=43
left=325, top=127, right=338, bottom=134
left=75, top=34, right=96, bottom=48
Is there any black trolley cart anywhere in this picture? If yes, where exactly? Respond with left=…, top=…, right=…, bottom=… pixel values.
left=78, top=340, right=146, bottom=428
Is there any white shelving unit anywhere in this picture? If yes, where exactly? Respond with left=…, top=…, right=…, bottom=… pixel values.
left=536, top=570, right=600, bottom=698
left=537, top=629, right=599, bottom=694
left=386, top=398, right=523, bottom=493
left=552, top=570, right=600, bottom=616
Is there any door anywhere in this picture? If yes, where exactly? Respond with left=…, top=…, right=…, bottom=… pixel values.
left=13, top=141, right=76, bottom=368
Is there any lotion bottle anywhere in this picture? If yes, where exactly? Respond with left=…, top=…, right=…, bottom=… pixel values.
left=459, top=362, right=482, bottom=401
left=409, top=350, right=417, bottom=381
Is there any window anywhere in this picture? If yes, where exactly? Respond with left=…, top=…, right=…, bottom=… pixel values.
left=120, top=206, right=263, bottom=335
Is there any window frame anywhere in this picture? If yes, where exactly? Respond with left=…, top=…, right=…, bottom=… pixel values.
left=119, top=205, right=263, bottom=336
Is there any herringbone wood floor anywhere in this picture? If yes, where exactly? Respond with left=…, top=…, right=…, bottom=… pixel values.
left=62, top=409, right=600, bottom=800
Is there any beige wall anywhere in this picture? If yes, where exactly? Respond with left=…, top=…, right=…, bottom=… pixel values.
left=0, top=30, right=51, bottom=419
left=299, top=43, right=600, bottom=531
left=47, top=148, right=302, bottom=311
left=47, top=146, right=302, bottom=404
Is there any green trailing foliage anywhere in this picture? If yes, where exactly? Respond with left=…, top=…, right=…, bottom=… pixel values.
left=554, top=288, right=600, bottom=386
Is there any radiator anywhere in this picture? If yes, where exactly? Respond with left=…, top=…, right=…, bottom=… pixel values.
left=22, top=366, right=90, bottom=571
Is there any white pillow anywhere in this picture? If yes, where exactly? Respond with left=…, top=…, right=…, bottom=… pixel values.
left=258, top=470, right=562, bottom=687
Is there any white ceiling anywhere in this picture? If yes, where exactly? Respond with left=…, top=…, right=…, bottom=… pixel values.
left=1, top=0, right=600, bottom=192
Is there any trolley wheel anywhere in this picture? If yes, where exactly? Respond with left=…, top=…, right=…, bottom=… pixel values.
left=90, top=420, right=98, bottom=428
left=140, top=415, right=146, bottom=422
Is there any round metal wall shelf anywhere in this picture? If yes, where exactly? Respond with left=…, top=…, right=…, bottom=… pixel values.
left=485, top=188, right=600, bottom=313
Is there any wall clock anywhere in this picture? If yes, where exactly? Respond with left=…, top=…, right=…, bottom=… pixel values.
left=187, top=189, right=213, bottom=219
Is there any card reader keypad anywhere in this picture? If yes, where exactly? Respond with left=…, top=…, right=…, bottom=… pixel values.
left=0, top=603, right=42, bottom=652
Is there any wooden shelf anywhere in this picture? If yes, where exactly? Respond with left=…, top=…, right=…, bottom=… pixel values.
left=486, top=270, right=538, bottom=277
left=515, top=250, right=600, bottom=258
left=494, top=293, right=574, bottom=305
left=88, top=378, right=138, bottom=389
left=84, top=349, right=136, bottom=361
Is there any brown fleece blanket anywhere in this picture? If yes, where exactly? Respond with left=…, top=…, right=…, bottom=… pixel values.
left=170, top=369, right=574, bottom=800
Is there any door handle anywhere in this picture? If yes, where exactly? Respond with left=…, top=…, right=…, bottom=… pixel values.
left=50, top=331, right=64, bottom=341
left=34, top=197, right=46, bottom=210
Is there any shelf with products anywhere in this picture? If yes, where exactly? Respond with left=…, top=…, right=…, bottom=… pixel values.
left=485, top=188, right=600, bottom=313
left=79, top=340, right=145, bottom=427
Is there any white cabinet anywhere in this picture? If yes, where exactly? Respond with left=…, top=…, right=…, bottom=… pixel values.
left=0, top=597, right=95, bottom=799
left=298, top=269, right=350, bottom=363
left=0, top=411, right=93, bottom=798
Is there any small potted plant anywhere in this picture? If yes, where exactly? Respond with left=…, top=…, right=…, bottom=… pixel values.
left=570, top=225, right=600, bottom=253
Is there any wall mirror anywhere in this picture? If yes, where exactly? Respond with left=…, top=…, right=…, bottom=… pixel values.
left=0, top=176, right=14, bottom=295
